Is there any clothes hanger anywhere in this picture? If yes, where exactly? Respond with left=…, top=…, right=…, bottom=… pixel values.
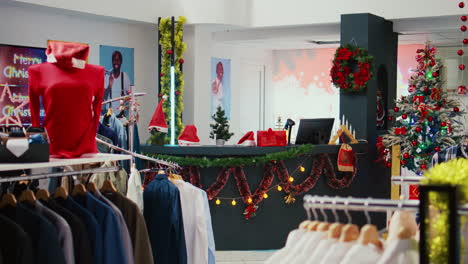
left=328, top=196, right=344, bottom=239
left=19, top=181, right=36, bottom=204
left=36, top=189, right=50, bottom=201
left=72, top=183, right=87, bottom=196
left=0, top=183, right=17, bottom=208
left=100, top=172, right=118, bottom=193
left=307, top=196, right=321, bottom=231
left=317, top=198, right=331, bottom=232
left=298, top=201, right=313, bottom=229
left=86, top=182, right=99, bottom=194
left=339, top=198, right=360, bottom=242
left=357, top=198, right=383, bottom=249
left=54, top=186, right=69, bottom=199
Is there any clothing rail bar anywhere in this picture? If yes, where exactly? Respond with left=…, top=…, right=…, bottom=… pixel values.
left=102, top=92, right=147, bottom=105
left=0, top=166, right=119, bottom=183
left=303, top=194, right=468, bottom=215
left=391, top=176, right=421, bottom=185
left=96, top=137, right=180, bottom=169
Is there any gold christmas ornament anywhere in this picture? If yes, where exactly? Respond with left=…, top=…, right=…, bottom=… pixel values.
left=284, top=194, right=296, bottom=204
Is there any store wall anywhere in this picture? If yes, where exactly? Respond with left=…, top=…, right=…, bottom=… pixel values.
left=0, top=2, right=159, bottom=142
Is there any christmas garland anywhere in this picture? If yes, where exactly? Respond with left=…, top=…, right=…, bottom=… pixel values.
left=330, top=44, right=374, bottom=92
left=144, top=144, right=314, bottom=168
left=158, top=16, right=187, bottom=143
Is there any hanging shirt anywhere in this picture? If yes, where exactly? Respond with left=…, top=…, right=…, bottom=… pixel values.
left=319, top=241, right=356, bottom=264
left=265, top=229, right=307, bottom=264
left=73, top=193, right=126, bottom=264
left=144, top=173, right=187, bottom=264
left=173, top=180, right=209, bottom=264
left=0, top=214, right=34, bottom=264
left=341, top=243, right=383, bottom=264
left=103, top=191, right=154, bottom=264
left=201, top=190, right=216, bottom=264
left=127, top=167, right=144, bottom=211
left=55, top=196, right=102, bottom=264
left=282, top=231, right=320, bottom=263
left=290, top=231, right=327, bottom=264
left=28, top=42, right=104, bottom=158
left=42, top=199, right=93, bottom=264
left=34, top=201, right=75, bottom=264
left=306, top=238, right=338, bottom=264
left=377, top=239, right=419, bottom=264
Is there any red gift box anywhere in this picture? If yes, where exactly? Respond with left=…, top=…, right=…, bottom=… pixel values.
left=409, top=185, right=419, bottom=200
left=257, top=129, right=287, bottom=147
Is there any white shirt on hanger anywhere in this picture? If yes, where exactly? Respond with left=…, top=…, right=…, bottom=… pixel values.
left=173, top=179, right=209, bottom=264
left=281, top=231, right=321, bottom=263
left=319, top=241, right=356, bottom=264
left=289, top=231, right=327, bottom=264
left=377, top=239, right=418, bottom=264
left=265, top=229, right=307, bottom=264
left=305, top=238, right=338, bottom=264
left=340, top=243, right=382, bottom=264
left=126, top=167, right=143, bottom=211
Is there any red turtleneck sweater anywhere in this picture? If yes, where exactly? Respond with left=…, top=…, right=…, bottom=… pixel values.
left=28, top=42, right=104, bottom=158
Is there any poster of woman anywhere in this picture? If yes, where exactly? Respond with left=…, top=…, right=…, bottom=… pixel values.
left=211, top=57, right=231, bottom=119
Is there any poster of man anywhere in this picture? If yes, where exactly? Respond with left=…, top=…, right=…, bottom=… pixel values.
left=211, top=57, right=231, bottom=119
left=99, top=45, right=134, bottom=111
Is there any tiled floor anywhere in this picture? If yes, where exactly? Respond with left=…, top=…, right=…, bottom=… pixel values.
left=216, top=250, right=275, bottom=264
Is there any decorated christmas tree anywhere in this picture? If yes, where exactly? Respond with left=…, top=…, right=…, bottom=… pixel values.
left=210, top=106, right=234, bottom=141
left=381, top=44, right=465, bottom=174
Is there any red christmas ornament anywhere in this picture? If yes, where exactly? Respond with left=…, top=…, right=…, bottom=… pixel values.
left=432, top=72, right=439, bottom=77
left=458, top=49, right=465, bottom=56
left=386, top=162, right=392, bottom=168
left=464, top=39, right=468, bottom=45
left=403, top=153, right=410, bottom=159
left=428, top=116, right=434, bottom=122
left=387, top=116, right=393, bottom=121
left=430, top=61, right=436, bottom=67
left=179, top=59, right=184, bottom=64
left=459, top=85, right=467, bottom=95
left=420, top=164, right=427, bottom=170
left=441, top=122, right=447, bottom=127
left=462, top=25, right=467, bottom=32
left=460, top=64, right=466, bottom=70
left=423, top=87, right=429, bottom=94
left=394, top=107, right=400, bottom=112
left=415, top=127, right=422, bottom=133
left=175, top=91, right=180, bottom=96
left=412, top=141, right=418, bottom=146
left=435, top=147, right=441, bottom=152
left=159, top=72, right=165, bottom=77
left=400, top=160, right=407, bottom=166
left=402, top=114, right=408, bottom=119
left=454, top=107, right=460, bottom=112
left=158, top=93, right=162, bottom=97
left=167, top=50, right=173, bottom=55
left=408, top=85, right=416, bottom=93
left=460, top=2, right=465, bottom=8
left=462, top=15, right=468, bottom=21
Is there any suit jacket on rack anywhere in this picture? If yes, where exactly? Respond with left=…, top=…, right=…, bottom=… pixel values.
left=144, top=173, right=187, bottom=264
left=0, top=214, right=34, bottom=264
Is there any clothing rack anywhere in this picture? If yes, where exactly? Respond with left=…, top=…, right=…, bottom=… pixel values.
left=95, top=137, right=179, bottom=169
left=101, top=92, right=146, bottom=105
left=391, top=176, right=421, bottom=185
left=0, top=166, right=119, bottom=183
left=302, top=194, right=468, bottom=215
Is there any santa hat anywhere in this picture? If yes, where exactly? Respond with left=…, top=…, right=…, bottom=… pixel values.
left=237, top=131, right=256, bottom=146
left=148, top=99, right=168, bottom=133
left=178, top=125, right=200, bottom=146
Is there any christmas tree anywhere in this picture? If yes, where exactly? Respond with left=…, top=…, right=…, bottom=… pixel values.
left=210, top=106, right=234, bottom=141
left=381, top=44, right=465, bottom=174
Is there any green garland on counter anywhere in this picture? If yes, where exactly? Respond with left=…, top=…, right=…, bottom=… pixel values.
left=144, top=144, right=314, bottom=168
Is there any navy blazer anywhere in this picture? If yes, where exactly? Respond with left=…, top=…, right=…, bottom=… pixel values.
left=144, top=174, right=187, bottom=264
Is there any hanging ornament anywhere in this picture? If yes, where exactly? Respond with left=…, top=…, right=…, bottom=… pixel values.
left=464, top=39, right=468, bottom=45
left=428, top=116, right=434, bottom=122
left=460, top=64, right=466, bottom=70
left=401, top=160, right=407, bottom=166
left=416, top=148, right=422, bottom=153
left=462, top=15, right=468, bottom=21
left=385, top=162, right=392, bottom=168
left=462, top=25, right=467, bottom=32
left=435, top=147, right=441, bottom=152
left=215, top=199, right=221, bottom=205
left=458, top=49, right=465, bottom=56
left=403, top=153, right=410, bottom=159
left=415, top=127, right=422, bottom=133
left=460, top=2, right=465, bottom=8
left=441, top=122, right=447, bottom=127
left=458, top=85, right=467, bottom=95
left=432, top=71, right=439, bottom=78
left=394, top=107, right=400, bottom=112
left=231, top=200, right=237, bottom=206
left=421, top=164, right=427, bottom=170
left=454, top=107, right=460, bottom=112
left=167, top=50, right=173, bottom=55
left=402, top=114, right=408, bottom=119
left=387, top=116, right=393, bottom=121
left=158, top=93, right=163, bottom=98
left=179, top=59, right=184, bottom=64
left=277, top=186, right=283, bottom=192
left=412, top=141, right=418, bottom=146
left=430, top=61, right=436, bottom=67
left=408, top=85, right=416, bottom=93
left=175, top=91, right=180, bottom=96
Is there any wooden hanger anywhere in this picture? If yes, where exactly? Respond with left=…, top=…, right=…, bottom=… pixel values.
left=339, top=224, right=360, bottom=242
left=317, top=222, right=332, bottom=232
left=307, top=221, right=320, bottom=231
left=19, top=189, right=36, bottom=204
left=36, top=189, right=50, bottom=201
left=100, top=179, right=117, bottom=193
left=53, top=186, right=69, bottom=199
left=86, top=182, right=99, bottom=194
left=397, top=226, right=414, bottom=240
left=358, top=224, right=383, bottom=249
left=71, top=184, right=87, bottom=196
left=0, top=193, right=17, bottom=208
left=328, top=223, right=344, bottom=239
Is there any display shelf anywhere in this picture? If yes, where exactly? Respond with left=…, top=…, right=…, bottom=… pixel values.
left=0, top=153, right=132, bottom=172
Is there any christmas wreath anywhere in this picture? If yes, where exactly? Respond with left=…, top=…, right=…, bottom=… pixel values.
left=330, top=44, right=374, bottom=92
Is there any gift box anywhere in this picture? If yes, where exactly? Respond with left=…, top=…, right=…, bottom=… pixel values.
left=257, top=129, right=287, bottom=147
left=0, top=128, right=49, bottom=163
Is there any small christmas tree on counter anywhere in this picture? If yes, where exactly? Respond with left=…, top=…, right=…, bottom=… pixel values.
left=210, top=106, right=234, bottom=144
left=381, top=44, right=465, bottom=174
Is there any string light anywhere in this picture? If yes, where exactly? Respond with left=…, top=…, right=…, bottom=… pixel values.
left=263, top=193, right=269, bottom=199
left=247, top=197, right=253, bottom=204
left=289, top=176, right=295, bottom=182
left=231, top=200, right=237, bottom=206
left=215, top=199, right=221, bottom=205
left=299, top=166, right=305, bottom=172
left=277, top=185, right=283, bottom=191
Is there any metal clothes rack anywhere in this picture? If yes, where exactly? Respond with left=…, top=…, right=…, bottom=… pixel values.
left=101, top=92, right=146, bottom=105
left=391, top=176, right=421, bottom=185
left=95, top=137, right=179, bottom=169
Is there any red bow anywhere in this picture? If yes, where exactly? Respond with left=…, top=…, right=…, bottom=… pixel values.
left=413, top=96, right=424, bottom=104
left=419, top=106, right=429, bottom=119
left=395, top=127, right=407, bottom=135
left=430, top=88, right=441, bottom=100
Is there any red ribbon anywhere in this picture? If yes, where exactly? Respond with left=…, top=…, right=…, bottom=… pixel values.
left=430, top=88, right=441, bottom=100
left=413, top=96, right=424, bottom=104
left=419, top=106, right=429, bottom=119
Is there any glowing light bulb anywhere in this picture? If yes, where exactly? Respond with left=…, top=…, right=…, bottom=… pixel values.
left=231, top=200, right=237, bottom=206
left=299, top=166, right=305, bottom=172
left=289, top=177, right=294, bottom=183
left=263, top=193, right=269, bottom=199
left=247, top=197, right=253, bottom=204
left=277, top=186, right=283, bottom=191
left=215, top=199, right=221, bottom=205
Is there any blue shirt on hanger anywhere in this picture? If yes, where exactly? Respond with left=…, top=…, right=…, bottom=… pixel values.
left=144, top=173, right=187, bottom=264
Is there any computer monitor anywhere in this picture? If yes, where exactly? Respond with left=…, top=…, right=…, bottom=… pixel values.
left=295, top=118, right=334, bottom=145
